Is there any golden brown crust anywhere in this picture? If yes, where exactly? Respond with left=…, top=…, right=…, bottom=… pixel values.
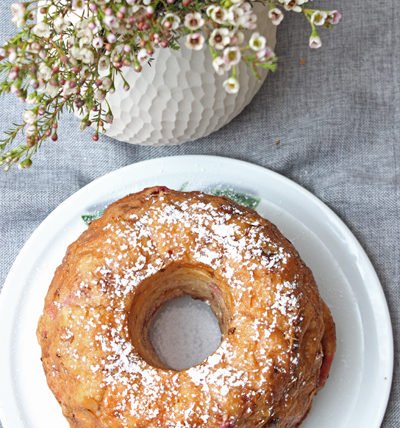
left=37, top=186, right=335, bottom=427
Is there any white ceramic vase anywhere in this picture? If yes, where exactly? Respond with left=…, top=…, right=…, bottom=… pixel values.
left=103, top=6, right=276, bottom=146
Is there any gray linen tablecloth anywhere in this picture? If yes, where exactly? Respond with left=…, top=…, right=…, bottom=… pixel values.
left=0, top=0, right=398, bottom=426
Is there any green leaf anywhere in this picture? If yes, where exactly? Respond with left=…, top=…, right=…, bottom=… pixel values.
left=179, top=181, right=189, bottom=191
left=209, top=188, right=260, bottom=209
left=258, top=62, right=278, bottom=72
left=81, top=210, right=105, bottom=225
left=169, top=39, right=180, bottom=50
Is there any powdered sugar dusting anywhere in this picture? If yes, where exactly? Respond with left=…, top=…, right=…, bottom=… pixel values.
left=49, top=190, right=311, bottom=426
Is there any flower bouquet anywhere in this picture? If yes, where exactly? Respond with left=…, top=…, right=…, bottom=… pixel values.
left=0, top=0, right=341, bottom=170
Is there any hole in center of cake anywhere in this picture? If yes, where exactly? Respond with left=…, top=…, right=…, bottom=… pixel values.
left=128, top=263, right=230, bottom=371
left=149, top=295, right=221, bottom=371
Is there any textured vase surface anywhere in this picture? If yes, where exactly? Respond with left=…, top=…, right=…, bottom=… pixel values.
left=104, top=8, right=276, bottom=146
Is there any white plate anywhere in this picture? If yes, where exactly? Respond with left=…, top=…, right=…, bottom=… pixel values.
left=0, top=156, right=393, bottom=428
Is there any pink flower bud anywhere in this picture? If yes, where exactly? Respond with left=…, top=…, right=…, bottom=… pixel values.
left=328, top=10, right=342, bottom=25
left=146, top=6, right=154, bottom=17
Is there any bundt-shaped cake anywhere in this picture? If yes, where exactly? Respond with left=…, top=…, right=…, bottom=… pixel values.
left=37, top=186, right=335, bottom=427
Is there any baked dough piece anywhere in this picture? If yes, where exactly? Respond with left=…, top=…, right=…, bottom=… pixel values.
left=37, top=186, right=335, bottom=427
